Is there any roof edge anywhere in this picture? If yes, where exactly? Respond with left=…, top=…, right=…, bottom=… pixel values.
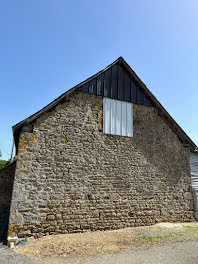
left=118, top=57, right=196, bottom=149
left=12, top=57, right=122, bottom=132
left=12, top=56, right=197, bottom=151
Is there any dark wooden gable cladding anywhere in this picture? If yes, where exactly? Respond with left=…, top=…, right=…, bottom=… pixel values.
left=12, top=57, right=197, bottom=152
left=78, top=63, right=153, bottom=106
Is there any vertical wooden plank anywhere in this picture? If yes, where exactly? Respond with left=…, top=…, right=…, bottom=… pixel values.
left=121, top=101, right=127, bottom=136
left=144, top=95, right=152, bottom=106
left=111, top=65, right=118, bottom=99
left=104, top=68, right=111, bottom=97
left=131, top=102, right=133, bottom=137
left=88, top=80, right=93, bottom=93
left=97, top=76, right=101, bottom=95
left=190, top=152, right=198, bottom=191
left=93, top=78, right=97, bottom=94
left=130, top=79, right=137, bottom=103
left=81, top=83, right=88, bottom=92
left=111, top=99, right=116, bottom=135
left=124, top=72, right=131, bottom=102
left=118, top=65, right=124, bottom=100
left=137, top=86, right=144, bottom=104
left=104, top=98, right=111, bottom=134
left=144, top=95, right=149, bottom=106
left=103, top=97, right=105, bottom=133
left=116, top=100, right=122, bottom=136
left=107, top=98, right=111, bottom=134
left=126, top=103, right=133, bottom=137
left=97, top=73, right=104, bottom=96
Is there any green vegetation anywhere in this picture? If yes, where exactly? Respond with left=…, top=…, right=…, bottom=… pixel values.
left=0, top=160, right=7, bottom=170
left=135, top=225, right=198, bottom=245
left=0, top=150, right=7, bottom=170
left=0, top=149, right=16, bottom=171
left=182, top=225, right=198, bottom=231
left=147, top=235, right=162, bottom=242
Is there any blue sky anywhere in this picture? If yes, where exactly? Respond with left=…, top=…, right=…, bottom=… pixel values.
left=0, top=0, right=198, bottom=160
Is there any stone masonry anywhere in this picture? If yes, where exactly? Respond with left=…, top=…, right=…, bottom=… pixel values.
left=0, top=162, right=16, bottom=240
left=9, top=91, right=194, bottom=237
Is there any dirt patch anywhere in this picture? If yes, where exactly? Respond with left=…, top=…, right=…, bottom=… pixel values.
left=15, top=222, right=198, bottom=258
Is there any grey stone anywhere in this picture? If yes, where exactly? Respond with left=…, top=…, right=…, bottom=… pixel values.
left=5, top=91, right=195, bottom=238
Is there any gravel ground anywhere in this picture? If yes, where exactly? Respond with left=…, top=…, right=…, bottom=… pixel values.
left=14, top=222, right=198, bottom=258
left=1, top=241, right=198, bottom=264
left=0, top=244, right=39, bottom=264
left=1, top=223, right=198, bottom=264
left=83, top=241, right=198, bottom=264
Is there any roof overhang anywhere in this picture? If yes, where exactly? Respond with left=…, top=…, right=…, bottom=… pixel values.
left=12, top=57, right=197, bottom=152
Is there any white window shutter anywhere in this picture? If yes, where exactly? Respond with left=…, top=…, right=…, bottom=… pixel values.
left=103, top=97, right=133, bottom=137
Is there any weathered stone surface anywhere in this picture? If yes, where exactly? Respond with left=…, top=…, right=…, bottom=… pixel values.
left=46, top=215, right=55, bottom=221
left=56, top=214, right=62, bottom=220
left=8, top=91, right=195, bottom=237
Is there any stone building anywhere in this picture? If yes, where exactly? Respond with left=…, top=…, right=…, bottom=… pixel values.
left=0, top=57, right=197, bottom=239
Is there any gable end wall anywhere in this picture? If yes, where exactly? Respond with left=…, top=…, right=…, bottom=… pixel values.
left=9, top=91, right=194, bottom=237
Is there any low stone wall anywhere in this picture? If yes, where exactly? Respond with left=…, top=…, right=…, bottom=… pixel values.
left=0, top=162, right=16, bottom=241
left=9, top=91, right=195, bottom=237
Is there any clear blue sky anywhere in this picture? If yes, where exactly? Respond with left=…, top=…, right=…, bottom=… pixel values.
left=0, top=0, right=198, bottom=160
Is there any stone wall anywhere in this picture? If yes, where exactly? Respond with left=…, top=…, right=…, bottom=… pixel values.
left=9, top=91, right=194, bottom=237
left=0, top=162, right=16, bottom=241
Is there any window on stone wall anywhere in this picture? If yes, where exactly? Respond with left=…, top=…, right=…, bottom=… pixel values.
left=103, top=97, right=133, bottom=137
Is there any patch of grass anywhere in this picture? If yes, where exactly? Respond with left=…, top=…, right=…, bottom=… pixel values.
left=182, top=225, right=198, bottom=231
left=146, top=232, right=180, bottom=242
left=146, top=235, right=161, bottom=242
left=135, top=231, right=188, bottom=245
left=163, top=232, right=177, bottom=239
left=136, top=233, right=173, bottom=243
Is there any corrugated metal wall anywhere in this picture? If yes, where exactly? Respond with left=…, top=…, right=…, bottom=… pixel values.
left=190, top=152, right=198, bottom=191
left=79, top=63, right=153, bottom=106
left=103, top=98, right=133, bottom=137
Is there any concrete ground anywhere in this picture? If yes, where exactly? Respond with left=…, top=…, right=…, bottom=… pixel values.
left=84, top=241, right=198, bottom=264
left=1, top=241, right=198, bottom=264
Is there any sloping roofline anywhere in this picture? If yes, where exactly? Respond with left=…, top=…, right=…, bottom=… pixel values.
left=13, top=57, right=197, bottom=151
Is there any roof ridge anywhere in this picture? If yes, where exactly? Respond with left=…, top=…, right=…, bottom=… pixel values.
left=12, top=57, right=197, bottom=151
